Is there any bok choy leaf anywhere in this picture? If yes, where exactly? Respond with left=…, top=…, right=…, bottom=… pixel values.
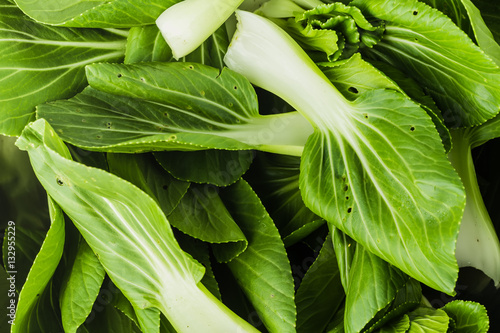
left=15, top=118, right=259, bottom=333
left=37, top=62, right=313, bottom=156
left=224, top=10, right=465, bottom=294
left=0, top=1, right=127, bottom=136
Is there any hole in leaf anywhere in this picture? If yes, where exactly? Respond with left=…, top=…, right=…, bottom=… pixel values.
left=410, top=126, right=416, bottom=132
left=343, top=184, right=349, bottom=191
left=347, top=207, right=352, bottom=213
left=56, top=178, right=64, bottom=186
left=345, top=196, right=349, bottom=200
left=96, top=135, right=102, bottom=139
left=413, top=10, right=418, bottom=15
left=363, top=113, right=369, bottom=119
left=348, top=86, right=359, bottom=94
left=106, top=122, right=112, bottom=129
left=188, top=65, right=194, bottom=70
left=140, top=77, right=145, bottom=82
left=233, top=86, right=238, bottom=90
left=117, top=73, right=122, bottom=78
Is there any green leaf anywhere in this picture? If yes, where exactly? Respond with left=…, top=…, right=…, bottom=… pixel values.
left=174, top=233, right=221, bottom=300
left=418, top=0, right=474, bottom=38
left=125, top=25, right=173, bottom=64
left=378, top=315, right=410, bottom=333
left=107, top=153, right=189, bottom=216
left=325, top=304, right=345, bottom=333
left=282, top=219, right=326, bottom=247
left=3, top=224, right=46, bottom=288
left=84, top=300, right=143, bottom=333
left=14, top=0, right=180, bottom=27
left=331, top=227, right=356, bottom=293
left=16, top=118, right=258, bottom=332
left=24, top=278, right=65, bottom=332
left=245, top=152, right=320, bottom=237
left=180, top=24, right=230, bottom=71
left=472, top=0, right=500, bottom=46
left=154, top=150, right=254, bottom=186
left=0, top=2, right=126, bottom=136
left=295, top=233, right=344, bottom=333
left=344, top=245, right=409, bottom=333
left=221, top=179, right=297, bottom=333
left=290, top=2, right=384, bottom=61
left=460, top=0, right=500, bottom=66
left=469, top=113, right=500, bottom=148
left=300, top=88, right=465, bottom=294
left=0, top=135, right=49, bottom=231
left=108, top=152, right=247, bottom=264
left=441, top=300, right=489, bottom=333
left=366, top=278, right=422, bottom=332
left=60, top=238, right=106, bottom=333
left=321, top=53, right=451, bottom=152
left=12, top=197, right=65, bottom=333
left=37, top=62, right=311, bottom=156
left=354, top=0, right=500, bottom=127
left=168, top=183, right=248, bottom=263
left=407, top=307, right=450, bottom=333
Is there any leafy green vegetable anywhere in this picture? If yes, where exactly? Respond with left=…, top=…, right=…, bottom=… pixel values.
left=4, top=0, right=500, bottom=331
left=37, top=62, right=312, bottom=156
left=295, top=233, right=343, bottom=333
left=0, top=0, right=127, bottom=136
left=225, top=9, right=465, bottom=294
left=354, top=0, right=500, bottom=127
left=16, top=118, right=258, bottom=332
left=14, top=0, right=179, bottom=27
left=441, top=300, right=489, bottom=333
left=11, top=198, right=65, bottom=333
left=59, top=239, right=106, bottom=333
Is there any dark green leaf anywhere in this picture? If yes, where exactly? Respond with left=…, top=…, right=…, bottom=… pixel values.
left=107, top=153, right=189, bottom=216
left=344, top=245, right=409, bottom=333
left=296, top=233, right=344, bottom=333
left=12, top=198, right=65, bottom=333
left=0, top=2, right=126, bottom=135
left=125, top=25, right=173, bottom=64
left=155, top=150, right=254, bottom=186
left=355, top=0, right=500, bottom=127
left=221, top=179, right=297, bottom=333
left=60, top=238, right=106, bottom=333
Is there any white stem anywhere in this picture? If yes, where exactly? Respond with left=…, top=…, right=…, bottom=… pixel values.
left=156, top=0, right=244, bottom=59
left=224, top=10, right=351, bottom=132
left=160, top=282, right=259, bottom=332
left=449, top=130, right=500, bottom=287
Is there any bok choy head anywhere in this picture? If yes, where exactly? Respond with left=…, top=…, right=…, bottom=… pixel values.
left=224, top=10, right=466, bottom=294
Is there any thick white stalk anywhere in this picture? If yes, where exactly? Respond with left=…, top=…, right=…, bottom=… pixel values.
left=224, top=10, right=352, bottom=133
left=159, top=281, right=259, bottom=332
left=448, top=130, right=500, bottom=287
left=156, top=0, right=244, bottom=59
